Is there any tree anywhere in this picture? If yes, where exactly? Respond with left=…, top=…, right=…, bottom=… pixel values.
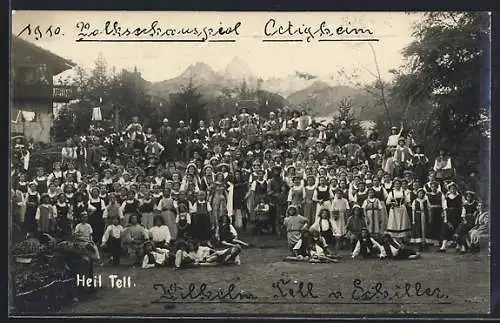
left=51, top=107, right=77, bottom=142
left=168, top=79, right=207, bottom=129
left=336, top=98, right=363, bottom=137
left=386, top=12, right=490, bottom=175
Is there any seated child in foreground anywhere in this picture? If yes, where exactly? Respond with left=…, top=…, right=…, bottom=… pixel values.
left=286, top=230, right=338, bottom=263
left=141, top=240, right=171, bottom=268
left=351, top=228, right=387, bottom=259
left=283, top=205, right=308, bottom=255
left=380, top=233, right=420, bottom=260
left=219, top=215, right=249, bottom=248
left=173, top=239, right=242, bottom=269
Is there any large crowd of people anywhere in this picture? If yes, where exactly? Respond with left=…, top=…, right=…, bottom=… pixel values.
left=10, top=106, right=489, bottom=268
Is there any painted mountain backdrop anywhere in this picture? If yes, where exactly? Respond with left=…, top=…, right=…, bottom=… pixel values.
left=146, top=57, right=381, bottom=119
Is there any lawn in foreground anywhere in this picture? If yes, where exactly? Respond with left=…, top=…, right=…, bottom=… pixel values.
left=61, top=235, right=490, bottom=315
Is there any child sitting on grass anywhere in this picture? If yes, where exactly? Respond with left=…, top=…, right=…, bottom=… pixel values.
left=283, top=205, right=308, bottom=256
left=218, top=214, right=249, bottom=248
left=141, top=241, right=171, bottom=268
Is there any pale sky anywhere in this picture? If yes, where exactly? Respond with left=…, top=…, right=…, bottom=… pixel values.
left=11, top=11, right=424, bottom=84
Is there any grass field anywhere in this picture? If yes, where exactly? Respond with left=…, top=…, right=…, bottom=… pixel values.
left=59, top=234, right=490, bottom=316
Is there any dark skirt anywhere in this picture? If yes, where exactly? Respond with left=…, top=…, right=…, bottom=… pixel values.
left=191, top=213, right=211, bottom=242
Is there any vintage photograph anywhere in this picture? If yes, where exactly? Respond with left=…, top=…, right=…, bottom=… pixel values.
left=9, top=11, right=491, bottom=316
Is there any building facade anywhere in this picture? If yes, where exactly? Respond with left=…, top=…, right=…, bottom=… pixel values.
left=11, top=36, right=77, bottom=143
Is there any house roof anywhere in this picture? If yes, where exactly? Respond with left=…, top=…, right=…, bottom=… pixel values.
left=12, top=36, right=76, bottom=75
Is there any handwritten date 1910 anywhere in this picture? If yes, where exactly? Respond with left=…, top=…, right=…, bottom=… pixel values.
left=17, top=24, right=63, bottom=40
left=272, top=279, right=319, bottom=299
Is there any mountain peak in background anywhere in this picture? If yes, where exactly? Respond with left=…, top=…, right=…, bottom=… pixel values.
left=223, top=56, right=257, bottom=81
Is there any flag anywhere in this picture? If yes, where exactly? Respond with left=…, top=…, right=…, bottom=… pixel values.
left=92, top=107, right=102, bottom=121
left=265, top=100, right=269, bottom=106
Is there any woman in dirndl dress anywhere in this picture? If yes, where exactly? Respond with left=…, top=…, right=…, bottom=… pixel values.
left=410, top=188, right=431, bottom=251
left=371, top=177, right=389, bottom=232
left=426, top=181, right=446, bottom=247
left=438, top=182, right=462, bottom=252
left=362, top=188, right=384, bottom=236
left=157, top=188, right=178, bottom=240
left=303, top=175, right=317, bottom=225
left=386, top=178, right=411, bottom=238
left=330, top=189, right=350, bottom=240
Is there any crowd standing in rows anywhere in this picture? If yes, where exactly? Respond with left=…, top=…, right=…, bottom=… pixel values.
left=11, top=107, right=488, bottom=267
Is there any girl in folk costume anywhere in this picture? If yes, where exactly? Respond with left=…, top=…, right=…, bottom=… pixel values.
left=199, top=165, right=216, bottom=193
left=284, top=165, right=298, bottom=188
left=433, top=148, right=454, bottom=182
left=424, top=171, right=443, bottom=193
left=438, top=182, right=463, bottom=252
left=141, top=240, right=171, bottom=269
left=47, top=182, right=60, bottom=204
left=176, top=203, right=192, bottom=241
left=98, top=183, right=109, bottom=205
left=455, top=191, right=480, bottom=253
left=426, top=181, right=447, bottom=247
left=371, top=177, right=389, bottom=231
left=386, top=178, right=411, bottom=239
left=73, top=191, right=94, bottom=226
left=393, top=138, right=413, bottom=178
left=383, top=149, right=396, bottom=178
left=254, top=196, right=270, bottom=234
left=102, top=169, right=114, bottom=192
left=369, top=146, right=386, bottom=172
left=313, top=176, right=333, bottom=218
left=246, top=168, right=268, bottom=228
left=151, top=185, right=163, bottom=206
left=35, top=194, right=57, bottom=233
left=362, top=188, right=384, bottom=236
left=12, top=184, right=26, bottom=232
left=103, top=193, right=124, bottom=225
left=157, top=188, right=178, bottom=240
left=149, top=215, right=172, bottom=249
left=123, top=214, right=149, bottom=265
left=24, top=182, right=40, bottom=233
left=120, top=190, right=141, bottom=225
left=232, top=170, right=248, bottom=230
left=287, top=175, right=306, bottom=212
left=410, top=188, right=432, bottom=250
left=283, top=205, right=309, bottom=255
left=139, top=190, right=156, bottom=229
left=346, top=204, right=367, bottom=249
left=211, top=182, right=229, bottom=231
left=303, top=175, right=317, bottom=225
left=219, top=214, right=249, bottom=248
left=411, top=145, right=429, bottom=184
left=310, top=207, right=338, bottom=247
left=34, top=167, right=49, bottom=194
left=47, top=162, right=64, bottom=185
left=17, top=172, right=29, bottom=194
left=189, top=190, right=212, bottom=243
left=468, top=202, right=488, bottom=253
left=382, top=173, right=393, bottom=191
left=54, top=193, right=72, bottom=237
left=402, top=178, right=416, bottom=228
left=330, top=189, right=350, bottom=242
left=101, top=216, right=125, bottom=265
left=73, top=212, right=100, bottom=261
left=351, top=181, right=369, bottom=207
left=63, top=161, right=82, bottom=183
left=88, top=187, right=106, bottom=244
left=338, top=179, right=350, bottom=200
left=351, top=228, right=387, bottom=259
left=380, top=233, right=421, bottom=260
